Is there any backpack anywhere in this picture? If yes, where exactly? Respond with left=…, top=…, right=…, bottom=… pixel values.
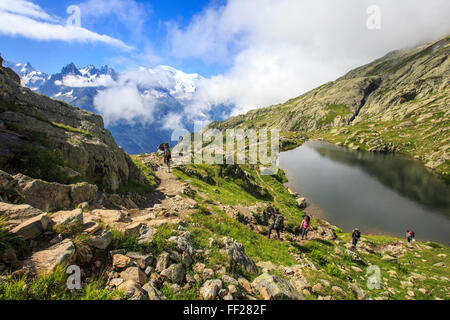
left=274, top=214, right=284, bottom=228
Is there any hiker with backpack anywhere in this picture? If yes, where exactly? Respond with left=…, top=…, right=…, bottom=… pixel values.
left=268, top=208, right=284, bottom=240
left=406, top=230, right=416, bottom=243
left=352, top=228, right=361, bottom=249
left=301, top=215, right=310, bottom=240
left=158, top=142, right=172, bottom=172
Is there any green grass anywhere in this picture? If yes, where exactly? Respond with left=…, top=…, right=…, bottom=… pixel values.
left=108, top=230, right=152, bottom=253
left=118, top=155, right=157, bottom=194
left=17, top=143, right=83, bottom=185
left=0, top=265, right=122, bottom=300
left=187, top=206, right=297, bottom=267
left=50, top=121, right=94, bottom=137
left=317, top=104, right=353, bottom=127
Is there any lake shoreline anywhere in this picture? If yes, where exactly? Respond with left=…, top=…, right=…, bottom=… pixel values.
left=278, top=140, right=450, bottom=245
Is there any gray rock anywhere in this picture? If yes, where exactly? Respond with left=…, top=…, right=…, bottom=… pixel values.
left=221, top=237, right=258, bottom=274
left=89, top=229, right=112, bottom=250
left=156, top=252, right=171, bottom=272
left=168, top=235, right=195, bottom=255
left=222, top=275, right=239, bottom=286
left=126, top=252, right=154, bottom=269
left=10, top=213, right=50, bottom=240
left=252, top=273, right=304, bottom=300
left=142, top=281, right=168, bottom=300
left=200, top=279, right=222, bottom=300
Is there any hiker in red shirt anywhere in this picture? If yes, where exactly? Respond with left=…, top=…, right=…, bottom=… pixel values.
left=301, top=215, right=311, bottom=240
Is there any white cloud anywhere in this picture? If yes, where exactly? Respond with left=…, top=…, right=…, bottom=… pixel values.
left=168, top=0, right=450, bottom=116
left=55, top=74, right=115, bottom=88
left=0, top=0, right=57, bottom=22
left=94, top=83, right=156, bottom=125
left=93, top=66, right=201, bottom=127
left=0, top=0, right=132, bottom=50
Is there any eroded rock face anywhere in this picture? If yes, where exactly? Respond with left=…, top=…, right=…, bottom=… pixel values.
left=252, top=273, right=304, bottom=300
left=0, top=59, right=146, bottom=192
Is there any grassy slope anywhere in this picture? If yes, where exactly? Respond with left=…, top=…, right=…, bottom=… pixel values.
left=172, top=164, right=450, bottom=300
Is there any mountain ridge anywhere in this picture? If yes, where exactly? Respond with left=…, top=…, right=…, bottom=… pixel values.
left=208, top=36, right=450, bottom=176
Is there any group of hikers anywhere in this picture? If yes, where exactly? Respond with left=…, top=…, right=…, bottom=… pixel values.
left=157, top=143, right=417, bottom=247
left=264, top=205, right=416, bottom=248
left=266, top=206, right=311, bottom=240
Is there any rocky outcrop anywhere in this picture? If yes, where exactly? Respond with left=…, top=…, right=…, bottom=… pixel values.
left=221, top=237, right=258, bottom=274
left=0, top=170, right=97, bottom=211
left=0, top=56, right=146, bottom=192
left=10, top=213, right=51, bottom=240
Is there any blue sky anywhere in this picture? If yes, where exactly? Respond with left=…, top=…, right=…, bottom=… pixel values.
left=1, top=0, right=449, bottom=120
left=0, top=0, right=224, bottom=76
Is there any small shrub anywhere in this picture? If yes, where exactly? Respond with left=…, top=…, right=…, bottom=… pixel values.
left=309, top=249, right=328, bottom=267
left=108, top=230, right=152, bottom=253
left=325, top=263, right=346, bottom=279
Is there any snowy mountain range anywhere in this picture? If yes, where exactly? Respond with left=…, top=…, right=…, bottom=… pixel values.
left=4, top=60, right=216, bottom=154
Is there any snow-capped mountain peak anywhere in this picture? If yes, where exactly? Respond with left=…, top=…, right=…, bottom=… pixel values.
left=4, top=60, right=49, bottom=90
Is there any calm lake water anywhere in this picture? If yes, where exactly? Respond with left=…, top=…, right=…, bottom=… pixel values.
left=279, top=141, right=450, bottom=244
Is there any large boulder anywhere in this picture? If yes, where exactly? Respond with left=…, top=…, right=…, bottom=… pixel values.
left=252, top=273, right=304, bottom=300
left=0, top=202, right=43, bottom=221
left=0, top=202, right=44, bottom=230
left=221, top=237, right=258, bottom=274
left=0, top=171, right=98, bottom=212
left=10, top=213, right=51, bottom=240
left=23, top=239, right=75, bottom=274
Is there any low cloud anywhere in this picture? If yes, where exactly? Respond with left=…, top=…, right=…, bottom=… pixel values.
left=0, top=0, right=132, bottom=50
left=55, top=74, right=116, bottom=88
left=93, top=66, right=201, bottom=128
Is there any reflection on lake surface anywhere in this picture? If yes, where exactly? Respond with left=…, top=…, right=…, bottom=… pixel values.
left=279, top=141, right=450, bottom=244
